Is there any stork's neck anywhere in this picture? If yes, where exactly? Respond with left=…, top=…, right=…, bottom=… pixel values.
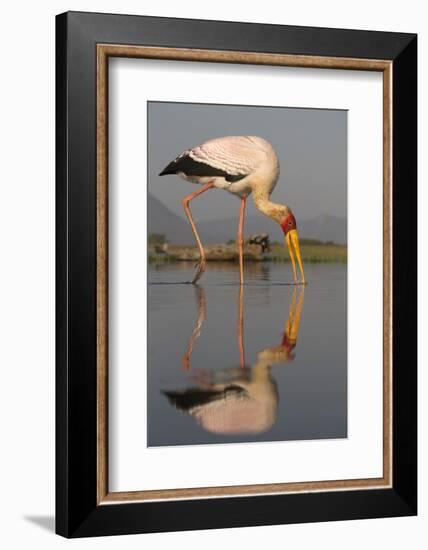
left=252, top=189, right=290, bottom=224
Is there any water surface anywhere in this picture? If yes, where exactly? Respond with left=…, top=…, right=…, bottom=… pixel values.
left=148, top=262, right=347, bottom=446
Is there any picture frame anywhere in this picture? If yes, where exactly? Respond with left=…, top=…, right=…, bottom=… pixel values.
left=56, top=11, right=417, bottom=537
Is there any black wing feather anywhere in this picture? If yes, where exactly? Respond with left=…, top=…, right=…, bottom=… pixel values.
left=159, top=154, right=246, bottom=183
left=163, top=385, right=246, bottom=412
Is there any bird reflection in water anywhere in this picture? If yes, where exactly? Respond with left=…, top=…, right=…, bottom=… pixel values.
left=163, top=285, right=305, bottom=435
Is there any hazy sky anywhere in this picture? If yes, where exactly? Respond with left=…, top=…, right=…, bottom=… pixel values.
left=148, top=102, right=347, bottom=222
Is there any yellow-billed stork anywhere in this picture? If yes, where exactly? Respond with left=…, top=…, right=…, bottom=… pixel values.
left=159, top=135, right=306, bottom=285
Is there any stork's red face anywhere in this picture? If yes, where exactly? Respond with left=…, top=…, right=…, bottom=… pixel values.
left=280, top=211, right=306, bottom=284
left=280, top=212, right=297, bottom=236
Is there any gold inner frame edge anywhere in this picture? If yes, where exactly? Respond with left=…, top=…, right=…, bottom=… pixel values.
left=96, top=44, right=393, bottom=505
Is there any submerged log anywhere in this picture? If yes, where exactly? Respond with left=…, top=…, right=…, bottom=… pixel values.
left=168, top=243, right=264, bottom=262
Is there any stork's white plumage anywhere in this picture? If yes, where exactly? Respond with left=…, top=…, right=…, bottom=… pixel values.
left=159, top=135, right=305, bottom=285
left=185, top=135, right=270, bottom=178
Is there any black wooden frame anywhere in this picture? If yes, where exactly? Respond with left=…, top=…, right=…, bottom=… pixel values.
left=56, top=11, right=417, bottom=537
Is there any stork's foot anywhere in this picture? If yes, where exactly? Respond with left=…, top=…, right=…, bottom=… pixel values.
left=191, top=258, right=206, bottom=284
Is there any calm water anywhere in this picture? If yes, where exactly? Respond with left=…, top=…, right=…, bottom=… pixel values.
left=148, top=262, right=347, bottom=446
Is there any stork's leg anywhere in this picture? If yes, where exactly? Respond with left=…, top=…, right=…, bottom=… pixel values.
left=237, top=196, right=247, bottom=285
left=181, top=182, right=215, bottom=284
left=182, top=285, right=206, bottom=370
left=237, top=285, right=245, bottom=368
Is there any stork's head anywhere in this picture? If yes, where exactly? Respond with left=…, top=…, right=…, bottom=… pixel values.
left=280, top=211, right=297, bottom=236
left=251, top=193, right=306, bottom=284
left=277, top=208, right=306, bottom=285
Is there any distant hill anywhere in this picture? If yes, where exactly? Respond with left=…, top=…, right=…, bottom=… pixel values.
left=148, top=193, right=347, bottom=245
left=297, top=214, right=347, bottom=244
left=198, top=213, right=347, bottom=245
left=147, top=193, right=192, bottom=244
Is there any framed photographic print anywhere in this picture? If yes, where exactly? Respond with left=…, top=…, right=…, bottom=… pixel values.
left=56, top=11, right=417, bottom=537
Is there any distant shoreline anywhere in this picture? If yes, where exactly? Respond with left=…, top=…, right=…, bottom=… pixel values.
left=148, top=242, right=347, bottom=264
